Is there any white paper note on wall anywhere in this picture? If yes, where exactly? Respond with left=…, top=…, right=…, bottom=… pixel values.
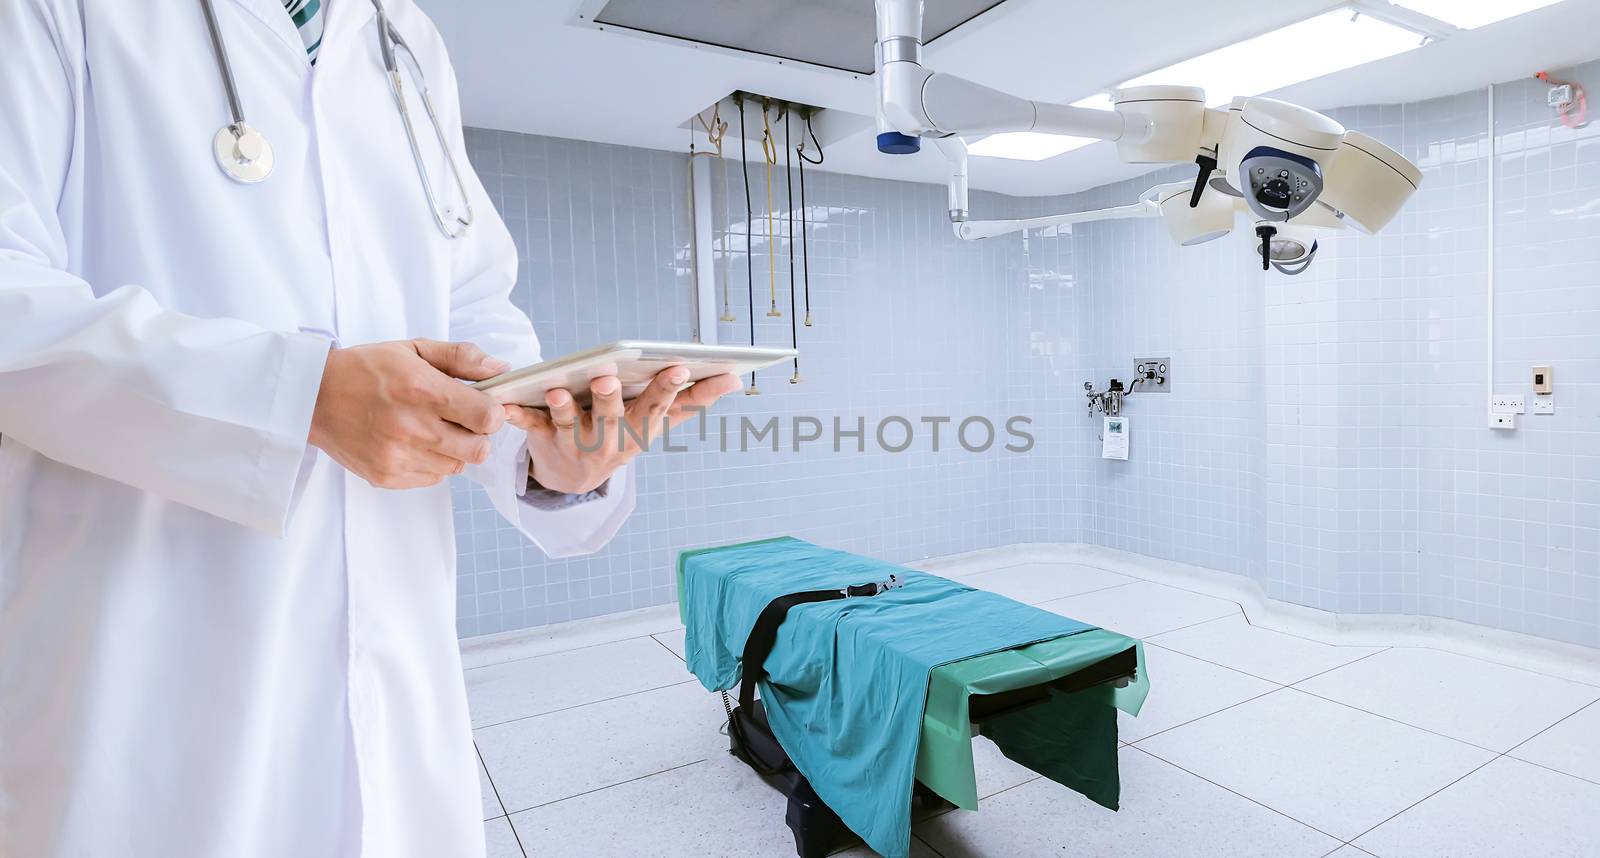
left=1102, top=416, right=1129, bottom=460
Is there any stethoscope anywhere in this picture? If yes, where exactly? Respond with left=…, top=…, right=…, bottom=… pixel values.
left=197, top=0, right=474, bottom=238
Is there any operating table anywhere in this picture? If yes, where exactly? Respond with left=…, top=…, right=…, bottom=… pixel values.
left=677, top=538, right=1148, bottom=858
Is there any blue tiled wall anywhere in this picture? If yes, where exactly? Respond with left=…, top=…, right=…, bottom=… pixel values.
left=456, top=63, right=1600, bottom=650
left=453, top=131, right=1055, bottom=636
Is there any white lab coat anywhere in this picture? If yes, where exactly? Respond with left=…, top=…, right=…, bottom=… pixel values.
left=0, top=1, right=635, bottom=856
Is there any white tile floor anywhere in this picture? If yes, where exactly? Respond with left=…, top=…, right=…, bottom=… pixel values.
left=469, top=560, right=1600, bottom=858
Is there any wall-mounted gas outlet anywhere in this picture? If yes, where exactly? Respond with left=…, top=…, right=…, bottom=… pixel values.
left=1133, top=358, right=1170, bottom=393
left=1490, top=394, right=1525, bottom=415
left=1489, top=413, right=1516, bottom=430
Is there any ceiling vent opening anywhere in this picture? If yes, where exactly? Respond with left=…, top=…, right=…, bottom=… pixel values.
left=577, top=0, right=1009, bottom=75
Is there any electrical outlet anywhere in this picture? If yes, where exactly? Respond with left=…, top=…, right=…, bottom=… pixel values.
left=1490, top=394, right=1525, bottom=414
left=1533, top=398, right=1556, bottom=415
left=1489, top=413, right=1516, bottom=430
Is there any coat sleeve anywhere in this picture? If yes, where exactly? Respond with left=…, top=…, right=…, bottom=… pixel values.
left=0, top=0, right=332, bottom=535
left=423, top=20, right=636, bottom=559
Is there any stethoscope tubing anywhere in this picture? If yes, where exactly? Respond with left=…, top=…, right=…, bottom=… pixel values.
left=199, top=0, right=248, bottom=130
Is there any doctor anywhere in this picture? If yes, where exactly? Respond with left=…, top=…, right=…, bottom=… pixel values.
left=0, top=0, right=739, bottom=856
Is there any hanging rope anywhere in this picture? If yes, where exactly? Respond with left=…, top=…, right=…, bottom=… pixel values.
left=761, top=101, right=781, bottom=318
left=717, top=151, right=735, bottom=323
left=687, top=107, right=729, bottom=342
left=796, top=109, right=823, bottom=326
left=696, top=102, right=729, bottom=156
left=737, top=95, right=760, bottom=395
left=783, top=108, right=800, bottom=384
left=798, top=109, right=825, bottom=165
left=686, top=136, right=701, bottom=343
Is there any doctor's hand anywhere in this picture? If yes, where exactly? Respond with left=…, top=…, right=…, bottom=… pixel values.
left=504, top=368, right=742, bottom=495
left=309, top=339, right=509, bottom=489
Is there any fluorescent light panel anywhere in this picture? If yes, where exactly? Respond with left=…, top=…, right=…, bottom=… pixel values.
left=968, top=96, right=1117, bottom=160
left=1391, top=0, right=1562, bottom=29
left=968, top=131, right=1095, bottom=161
left=1114, top=9, right=1425, bottom=106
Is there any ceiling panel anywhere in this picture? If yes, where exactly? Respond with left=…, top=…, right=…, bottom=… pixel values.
left=590, top=0, right=1008, bottom=74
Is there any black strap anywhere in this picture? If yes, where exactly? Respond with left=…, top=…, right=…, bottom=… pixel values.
left=729, top=581, right=896, bottom=772
left=739, top=590, right=847, bottom=712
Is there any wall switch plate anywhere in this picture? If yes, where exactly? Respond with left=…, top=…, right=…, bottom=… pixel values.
left=1533, top=365, right=1553, bottom=394
left=1491, top=394, right=1525, bottom=414
left=1533, top=398, right=1556, bottom=415
left=1132, top=358, right=1171, bottom=393
left=1489, top=413, right=1517, bottom=430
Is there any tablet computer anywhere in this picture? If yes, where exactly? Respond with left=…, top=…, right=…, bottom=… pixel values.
left=471, top=340, right=797, bottom=407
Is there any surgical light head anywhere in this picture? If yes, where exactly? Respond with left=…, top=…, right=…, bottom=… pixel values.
left=1239, top=148, right=1324, bottom=221
left=1214, top=98, right=1345, bottom=222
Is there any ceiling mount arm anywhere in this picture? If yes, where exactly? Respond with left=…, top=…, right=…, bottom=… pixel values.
left=873, top=0, right=1151, bottom=150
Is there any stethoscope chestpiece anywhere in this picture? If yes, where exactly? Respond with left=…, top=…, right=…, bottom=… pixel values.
left=213, top=122, right=274, bottom=183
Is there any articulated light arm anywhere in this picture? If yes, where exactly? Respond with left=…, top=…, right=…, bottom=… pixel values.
left=932, top=136, right=1157, bottom=240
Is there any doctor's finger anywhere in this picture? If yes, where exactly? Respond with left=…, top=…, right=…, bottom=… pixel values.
left=411, top=338, right=511, bottom=382
left=628, top=366, right=689, bottom=425
left=431, top=422, right=493, bottom=465
left=545, top=389, right=579, bottom=431
left=504, top=404, right=553, bottom=434
left=411, top=448, right=470, bottom=478
left=590, top=376, right=624, bottom=422
left=437, top=383, right=505, bottom=435
left=666, top=374, right=741, bottom=427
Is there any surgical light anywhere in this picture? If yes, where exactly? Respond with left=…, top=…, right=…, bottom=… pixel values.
left=1119, top=10, right=1424, bottom=107
left=1391, top=0, right=1563, bottom=29
left=1153, top=183, right=1232, bottom=246
left=870, top=0, right=1422, bottom=276
left=968, top=131, right=1095, bottom=161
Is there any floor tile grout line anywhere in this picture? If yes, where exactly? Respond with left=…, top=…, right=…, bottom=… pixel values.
left=1020, top=577, right=1149, bottom=606
left=1500, top=699, right=1600, bottom=788
left=1284, top=684, right=1539, bottom=756
left=1282, top=646, right=1392, bottom=686
left=648, top=631, right=687, bottom=664
left=475, top=742, right=527, bottom=858
left=1126, top=685, right=1285, bottom=746
left=916, top=773, right=1045, bottom=827
left=500, top=758, right=708, bottom=817
left=911, top=831, right=948, bottom=858
left=1143, top=637, right=1390, bottom=688
left=1161, top=611, right=1393, bottom=654
left=1030, top=580, right=1141, bottom=609
left=1135, top=683, right=1593, bottom=841
left=474, top=678, right=698, bottom=731
left=1124, top=744, right=1350, bottom=845
left=1341, top=751, right=1506, bottom=848
left=463, top=627, right=685, bottom=673
left=474, top=741, right=511, bottom=820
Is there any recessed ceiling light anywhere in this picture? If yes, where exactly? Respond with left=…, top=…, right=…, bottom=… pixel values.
left=1115, top=9, right=1425, bottom=106
left=1390, top=0, right=1562, bottom=29
left=968, top=131, right=1096, bottom=161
